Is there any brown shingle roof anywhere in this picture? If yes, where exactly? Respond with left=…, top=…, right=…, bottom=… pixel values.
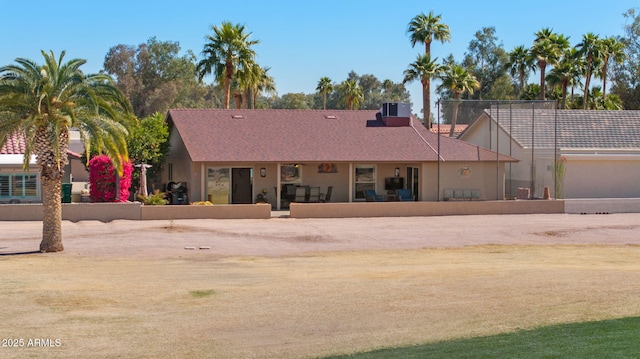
left=167, top=109, right=515, bottom=163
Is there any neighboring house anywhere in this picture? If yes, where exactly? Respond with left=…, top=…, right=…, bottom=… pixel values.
left=458, top=108, right=640, bottom=199
left=163, top=103, right=516, bottom=209
left=1, top=131, right=88, bottom=203
left=0, top=132, right=40, bottom=203
left=429, top=124, right=467, bottom=137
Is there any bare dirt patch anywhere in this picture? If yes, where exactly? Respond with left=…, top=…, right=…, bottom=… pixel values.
left=2, top=214, right=640, bottom=358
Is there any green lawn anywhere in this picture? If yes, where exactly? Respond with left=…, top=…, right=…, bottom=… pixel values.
left=323, top=316, right=640, bottom=359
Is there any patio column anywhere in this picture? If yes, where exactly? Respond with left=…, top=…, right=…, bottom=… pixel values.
left=348, top=163, right=353, bottom=202
left=276, top=163, right=282, bottom=210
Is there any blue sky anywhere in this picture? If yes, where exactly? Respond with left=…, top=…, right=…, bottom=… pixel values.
left=1, top=1, right=637, bottom=115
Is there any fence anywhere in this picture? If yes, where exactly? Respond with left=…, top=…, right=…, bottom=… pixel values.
left=437, top=100, right=558, bottom=200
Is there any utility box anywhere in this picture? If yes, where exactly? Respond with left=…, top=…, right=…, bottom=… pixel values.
left=61, top=183, right=72, bottom=203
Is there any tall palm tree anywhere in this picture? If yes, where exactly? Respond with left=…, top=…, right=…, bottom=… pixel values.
left=530, top=28, right=564, bottom=100
left=505, top=45, right=535, bottom=97
left=407, top=11, right=450, bottom=119
left=197, top=22, right=259, bottom=109
left=0, top=50, right=133, bottom=252
left=403, top=54, right=443, bottom=127
left=439, top=64, right=480, bottom=137
left=576, top=33, right=601, bottom=109
left=316, top=77, right=334, bottom=110
left=599, top=36, right=625, bottom=101
left=338, top=79, right=363, bottom=110
left=407, top=11, right=451, bottom=56
left=252, top=66, right=276, bottom=109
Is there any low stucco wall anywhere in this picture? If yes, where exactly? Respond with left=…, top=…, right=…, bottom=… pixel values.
left=0, top=203, right=271, bottom=222
left=140, top=203, right=271, bottom=220
left=289, top=200, right=565, bottom=218
left=564, top=198, right=640, bottom=214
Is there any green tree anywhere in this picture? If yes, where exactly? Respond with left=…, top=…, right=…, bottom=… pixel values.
left=408, top=11, right=450, bottom=117
left=610, top=9, right=640, bottom=109
left=599, top=36, right=625, bottom=101
left=530, top=28, right=566, bottom=100
left=438, top=64, right=480, bottom=136
left=403, top=54, right=443, bottom=126
left=0, top=51, right=133, bottom=252
left=338, top=79, right=363, bottom=110
left=576, top=32, right=602, bottom=109
left=505, top=45, right=535, bottom=97
left=197, top=22, right=259, bottom=109
left=104, top=37, right=205, bottom=118
left=316, top=77, right=334, bottom=110
left=127, top=112, right=170, bottom=197
left=407, top=11, right=451, bottom=56
left=463, top=27, right=511, bottom=100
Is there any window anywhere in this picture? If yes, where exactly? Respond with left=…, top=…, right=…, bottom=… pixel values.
left=0, top=173, right=38, bottom=198
left=354, top=165, right=376, bottom=200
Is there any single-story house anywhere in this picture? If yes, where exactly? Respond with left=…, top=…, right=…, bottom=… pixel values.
left=0, top=132, right=40, bottom=203
left=163, top=103, right=516, bottom=209
left=1, top=131, right=88, bottom=203
left=458, top=108, right=640, bottom=199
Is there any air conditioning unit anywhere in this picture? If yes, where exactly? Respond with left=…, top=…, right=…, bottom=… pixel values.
left=381, top=102, right=411, bottom=118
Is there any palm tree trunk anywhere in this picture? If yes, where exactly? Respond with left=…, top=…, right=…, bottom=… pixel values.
left=539, top=63, right=547, bottom=100
left=422, top=80, right=431, bottom=128
left=449, top=95, right=460, bottom=137
left=40, top=174, right=64, bottom=252
left=601, top=60, right=609, bottom=102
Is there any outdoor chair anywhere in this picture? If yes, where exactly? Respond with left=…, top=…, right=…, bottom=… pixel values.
left=294, top=186, right=307, bottom=202
left=364, top=189, right=384, bottom=202
left=319, top=186, right=333, bottom=203
left=396, top=188, right=413, bottom=201
left=308, top=187, right=320, bottom=202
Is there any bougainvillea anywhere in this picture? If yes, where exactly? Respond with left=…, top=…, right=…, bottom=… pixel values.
left=88, top=155, right=133, bottom=202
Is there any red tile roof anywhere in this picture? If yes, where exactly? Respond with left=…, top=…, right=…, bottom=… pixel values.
left=429, top=124, right=468, bottom=137
left=167, top=109, right=515, bottom=163
left=1, top=132, right=26, bottom=155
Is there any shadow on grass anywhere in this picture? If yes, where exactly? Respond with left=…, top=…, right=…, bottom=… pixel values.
left=322, top=316, right=640, bottom=359
left=0, top=250, right=41, bottom=256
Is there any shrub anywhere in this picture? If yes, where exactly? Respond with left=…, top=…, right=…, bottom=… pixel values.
left=88, top=155, right=133, bottom=202
left=138, top=191, right=168, bottom=205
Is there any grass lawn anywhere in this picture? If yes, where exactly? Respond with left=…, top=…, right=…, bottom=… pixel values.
left=324, top=316, right=640, bottom=358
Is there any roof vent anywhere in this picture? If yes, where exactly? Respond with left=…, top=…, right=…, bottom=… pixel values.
left=324, top=115, right=338, bottom=119
left=231, top=115, right=244, bottom=119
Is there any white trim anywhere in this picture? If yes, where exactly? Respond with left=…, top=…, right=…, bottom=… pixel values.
left=562, top=153, right=640, bottom=161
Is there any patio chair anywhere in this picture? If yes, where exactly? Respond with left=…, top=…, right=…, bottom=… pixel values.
left=319, top=186, right=333, bottom=203
left=293, top=186, right=307, bottom=202
left=364, top=189, right=384, bottom=202
left=308, top=187, right=320, bottom=202
left=396, top=188, right=413, bottom=201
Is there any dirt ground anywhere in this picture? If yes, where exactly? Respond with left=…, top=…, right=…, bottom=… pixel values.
left=2, top=213, right=640, bottom=358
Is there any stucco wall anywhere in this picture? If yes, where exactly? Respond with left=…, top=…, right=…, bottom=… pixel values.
left=563, top=157, right=640, bottom=198
left=290, top=200, right=564, bottom=218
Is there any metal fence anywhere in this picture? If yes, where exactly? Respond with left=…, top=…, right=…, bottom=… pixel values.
left=436, top=100, right=558, bottom=200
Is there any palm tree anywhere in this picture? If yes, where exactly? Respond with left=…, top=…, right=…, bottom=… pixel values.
left=505, top=45, right=535, bottom=97
left=576, top=33, right=602, bottom=109
left=0, top=51, right=133, bottom=252
left=407, top=11, right=450, bottom=119
left=599, top=37, right=625, bottom=101
left=439, top=64, right=480, bottom=137
left=403, top=54, right=443, bottom=127
left=407, top=11, right=451, bottom=56
left=197, top=22, right=259, bottom=109
left=252, top=66, right=276, bottom=109
left=338, top=79, right=363, bottom=110
left=316, top=77, right=334, bottom=110
left=530, top=28, right=565, bottom=100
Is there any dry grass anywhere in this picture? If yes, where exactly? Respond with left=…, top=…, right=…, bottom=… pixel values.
left=2, top=244, right=640, bottom=358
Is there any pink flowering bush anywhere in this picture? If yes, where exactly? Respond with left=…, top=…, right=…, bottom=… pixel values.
left=88, top=155, right=133, bottom=202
